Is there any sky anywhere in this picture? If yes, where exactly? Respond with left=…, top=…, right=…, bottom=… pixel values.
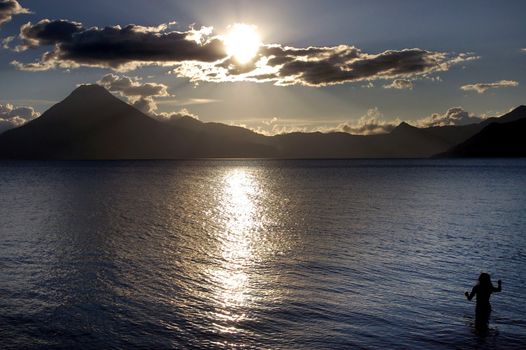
left=0, top=0, right=525, bottom=135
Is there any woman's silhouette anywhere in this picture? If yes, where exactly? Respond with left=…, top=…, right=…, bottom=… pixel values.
left=465, top=273, right=502, bottom=332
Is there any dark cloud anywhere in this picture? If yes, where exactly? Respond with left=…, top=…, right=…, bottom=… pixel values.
left=175, top=44, right=477, bottom=87
left=275, top=48, right=471, bottom=86
left=13, top=20, right=227, bottom=71
left=460, top=80, right=519, bottom=94
left=278, top=48, right=431, bottom=86
left=11, top=18, right=477, bottom=87
left=383, top=79, right=414, bottom=90
left=0, top=0, right=28, bottom=27
left=415, top=107, right=484, bottom=127
left=0, top=102, right=39, bottom=133
left=18, top=19, right=84, bottom=50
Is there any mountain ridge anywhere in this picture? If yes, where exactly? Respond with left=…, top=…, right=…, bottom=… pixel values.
left=0, top=85, right=524, bottom=159
left=436, top=117, right=526, bottom=157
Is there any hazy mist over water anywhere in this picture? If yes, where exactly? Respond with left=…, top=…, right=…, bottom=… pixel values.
left=1, top=159, right=525, bottom=349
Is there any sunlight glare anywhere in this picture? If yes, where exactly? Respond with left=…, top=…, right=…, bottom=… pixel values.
left=224, top=23, right=262, bottom=64
left=208, top=169, right=259, bottom=325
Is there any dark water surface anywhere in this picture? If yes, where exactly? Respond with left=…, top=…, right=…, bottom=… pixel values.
left=1, top=159, right=525, bottom=349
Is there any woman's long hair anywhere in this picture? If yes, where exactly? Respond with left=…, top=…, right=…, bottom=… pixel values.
left=478, top=272, right=493, bottom=290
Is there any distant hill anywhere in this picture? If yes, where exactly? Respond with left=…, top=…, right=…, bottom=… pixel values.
left=480, top=105, right=526, bottom=126
left=272, top=122, right=451, bottom=158
left=415, top=106, right=525, bottom=149
left=0, top=85, right=274, bottom=159
left=0, top=85, right=524, bottom=159
left=436, top=117, right=526, bottom=157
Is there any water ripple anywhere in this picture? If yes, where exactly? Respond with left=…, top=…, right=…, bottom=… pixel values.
left=1, top=159, right=525, bottom=349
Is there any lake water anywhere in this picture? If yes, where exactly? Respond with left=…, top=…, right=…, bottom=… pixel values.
left=1, top=159, right=525, bottom=349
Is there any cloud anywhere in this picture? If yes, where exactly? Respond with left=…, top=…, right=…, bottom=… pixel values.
left=12, top=20, right=226, bottom=71
left=11, top=18, right=478, bottom=87
left=17, top=19, right=84, bottom=50
left=94, top=74, right=200, bottom=120
left=98, top=74, right=169, bottom=99
left=97, top=73, right=170, bottom=114
left=0, top=0, right=29, bottom=27
left=460, top=80, right=519, bottom=93
left=229, top=117, right=317, bottom=136
left=154, top=97, right=219, bottom=108
left=331, top=108, right=401, bottom=135
left=414, top=107, right=484, bottom=127
left=262, top=117, right=278, bottom=126
left=1, top=34, right=13, bottom=48
left=238, top=109, right=400, bottom=136
left=217, top=105, right=496, bottom=136
left=0, top=102, right=39, bottom=133
left=155, top=108, right=200, bottom=122
left=262, top=107, right=484, bottom=135
left=245, top=109, right=400, bottom=136
left=264, top=124, right=308, bottom=135
left=175, top=44, right=478, bottom=87
left=129, top=97, right=157, bottom=114
left=521, top=48, right=526, bottom=52
left=383, top=79, right=414, bottom=90
left=241, top=122, right=308, bottom=136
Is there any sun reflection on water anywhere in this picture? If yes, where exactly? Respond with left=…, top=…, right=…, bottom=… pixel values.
left=209, top=168, right=261, bottom=325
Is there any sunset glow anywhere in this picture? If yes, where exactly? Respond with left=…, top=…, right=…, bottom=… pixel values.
left=223, top=23, right=261, bottom=64
left=1, top=1, right=526, bottom=349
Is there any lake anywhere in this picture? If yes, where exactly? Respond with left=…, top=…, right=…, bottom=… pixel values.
left=1, top=159, right=525, bottom=349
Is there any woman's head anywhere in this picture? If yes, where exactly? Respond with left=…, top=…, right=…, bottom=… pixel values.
left=478, top=272, right=492, bottom=287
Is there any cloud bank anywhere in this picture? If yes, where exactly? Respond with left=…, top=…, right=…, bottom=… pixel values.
left=246, top=108, right=401, bottom=136
left=0, top=0, right=28, bottom=27
left=175, top=45, right=477, bottom=87
left=248, top=106, right=489, bottom=136
left=12, top=20, right=225, bottom=71
left=460, top=80, right=519, bottom=94
left=11, top=18, right=477, bottom=87
left=0, top=103, right=39, bottom=133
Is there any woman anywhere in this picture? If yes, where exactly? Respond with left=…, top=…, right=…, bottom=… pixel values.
left=465, top=273, right=502, bottom=331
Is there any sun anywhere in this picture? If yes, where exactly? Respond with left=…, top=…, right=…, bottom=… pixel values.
left=224, top=23, right=262, bottom=64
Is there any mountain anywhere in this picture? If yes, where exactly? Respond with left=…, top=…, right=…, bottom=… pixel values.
left=168, top=116, right=271, bottom=147
left=0, top=85, right=524, bottom=159
left=480, top=105, right=526, bottom=126
left=436, top=118, right=526, bottom=157
left=273, top=122, right=452, bottom=158
left=421, top=124, right=483, bottom=147
left=0, top=85, right=274, bottom=159
left=435, top=105, right=526, bottom=157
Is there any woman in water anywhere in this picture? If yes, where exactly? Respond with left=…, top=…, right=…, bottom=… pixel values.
left=465, top=273, right=502, bottom=331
